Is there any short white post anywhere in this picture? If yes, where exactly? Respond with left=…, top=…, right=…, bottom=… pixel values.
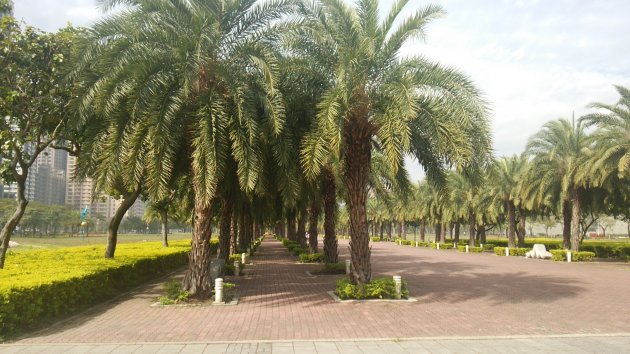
left=453, top=242, right=457, bottom=249
left=241, top=252, right=247, bottom=265
left=437, top=243, right=440, bottom=250
left=480, top=243, right=483, bottom=249
left=567, top=251, right=572, bottom=263
left=345, top=260, right=352, bottom=275
left=393, top=275, right=402, bottom=299
left=505, top=247, right=509, bottom=256
left=465, top=245, right=469, bottom=253
left=214, top=278, right=224, bottom=304
left=415, top=241, right=418, bottom=247
left=234, top=261, right=240, bottom=277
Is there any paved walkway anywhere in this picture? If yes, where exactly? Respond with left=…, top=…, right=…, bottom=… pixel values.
left=3, top=237, right=630, bottom=352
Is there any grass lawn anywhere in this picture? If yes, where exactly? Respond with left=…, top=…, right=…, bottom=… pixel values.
left=8, top=232, right=193, bottom=252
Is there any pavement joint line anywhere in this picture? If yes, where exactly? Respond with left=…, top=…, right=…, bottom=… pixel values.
left=3, top=333, right=630, bottom=346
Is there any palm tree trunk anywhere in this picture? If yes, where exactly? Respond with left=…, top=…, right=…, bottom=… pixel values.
left=287, top=211, right=297, bottom=242
left=517, top=211, right=526, bottom=248
left=343, top=120, right=372, bottom=284
left=468, top=210, right=476, bottom=247
left=562, top=200, right=572, bottom=249
left=322, top=166, right=338, bottom=263
left=507, top=201, right=516, bottom=248
left=308, top=199, right=320, bottom=253
left=0, top=176, right=28, bottom=269
left=105, top=184, right=142, bottom=258
left=219, top=197, right=233, bottom=261
left=402, top=221, right=406, bottom=240
left=435, top=223, right=442, bottom=243
left=420, top=219, right=426, bottom=242
left=182, top=195, right=214, bottom=299
left=297, top=208, right=307, bottom=247
left=230, top=212, right=238, bottom=254
left=397, top=221, right=402, bottom=239
left=454, top=222, right=460, bottom=243
left=160, top=209, right=168, bottom=247
left=379, top=221, right=384, bottom=241
left=570, top=188, right=581, bottom=251
left=386, top=221, right=392, bottom=240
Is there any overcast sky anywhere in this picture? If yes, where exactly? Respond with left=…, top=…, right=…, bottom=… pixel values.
left=13, top=0, right=630, bottom=181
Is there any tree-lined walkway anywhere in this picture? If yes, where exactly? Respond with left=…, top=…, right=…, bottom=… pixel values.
left=10, top=237, right=630, bottom=344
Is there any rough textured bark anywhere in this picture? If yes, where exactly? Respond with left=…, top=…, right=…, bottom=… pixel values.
left=160, top=209, right=168, bottom=247
left=420, top=219, right=426, bottom=242
left=507, top=201, right=516, bottom=248
left=397, top=222, right=402, bottom=239
left=343, top=117, right=372, bottom=284
left=238, top=211, right=246, bottom=250
left=0, top=176, right=28, bottom=268
left=468, top=210, right=476, bottom=247
left=287, top=211, right=297, bottom=242
left=230, top=213, right=238, bottom=254
left=104, top=185, right=142, bottom=258
left=297, top=209, right=307, bottom=247
left=182, top=197, right=214, bottom=299
left=379, top=221, right=384, bottom=241
left=322, top=166, right=338, bottom=263
left=308, top=199, right=320, bottom=253
left=454, top=222, right=460, bottom=243
left=435, top=223, right=442, bottom=243
left=570, top=188, right=581, bottom=251
left=562, top=200, right=572, bottom=249
left=219, top=197, right=233, bottom=261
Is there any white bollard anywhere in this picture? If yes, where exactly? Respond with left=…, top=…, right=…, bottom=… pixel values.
left=234, top=261, right=240, bottom=277
left=345, top=260, right=352, bottom=275
left=453, top=242, right=457, bottom=249
left=241, top=252, right=247, bottom=265
left=393, top=275, right=402, bottom=299
left=567, top=251, right=572, bottom=263
left=465, top=245, right=469, bottom=253
left=480, top=243, right=483, bottom=250
left=214, top=278, right=224, bottom=304
left=437, top=243, right=440, bottom=250
left=505, top=247, right=509, bottom=256
left=415, top=241, right=418, bottom=247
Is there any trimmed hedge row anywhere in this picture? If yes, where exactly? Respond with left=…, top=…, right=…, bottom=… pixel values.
left=550, top=250, right=596, bottom=262
left=430, top=242, right=454, bottom=250
left=493, top=247, right=530, bottom=256
left=0, top=240, right=191, bottom=337
left=488, top=239, right=630, bottom=260
left=335, top=277, right=409, bottom=300
left=456, top=245, right=483, bottom=253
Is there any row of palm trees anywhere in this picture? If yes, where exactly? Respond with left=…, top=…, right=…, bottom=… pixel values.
left=61, top=0, right=490, bottom=298
left=355, top=86, right=630, bottom=253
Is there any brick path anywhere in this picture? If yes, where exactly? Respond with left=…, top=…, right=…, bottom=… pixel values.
left=10, top=237, right=630, bottom=344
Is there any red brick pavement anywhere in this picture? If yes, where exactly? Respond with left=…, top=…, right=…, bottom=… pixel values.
left=15, top=237, right=630, bottom=343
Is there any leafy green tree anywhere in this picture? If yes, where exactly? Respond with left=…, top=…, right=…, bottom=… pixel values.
left=490, top=155, right=527, bottom=248
left=73, top=0, right=294, bottom=298
left=298, top=0, right=490, bottom=284
left=0, top=20, right=78, bottom=267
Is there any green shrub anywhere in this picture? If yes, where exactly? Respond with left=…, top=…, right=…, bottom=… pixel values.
left=292, top=247, right=309, bottom=256
left=299, top=253, right=325, bottom=263
left=158, top=279, right=190, bottom=305
left=223, top=263, right=246, bottom=276
left=335, top=277, right=409, bottom=300
left=209, top=239, right=219, bottom=256
left=396, top=239, right=413, bottom=246
left=311, top=262, right=346, bottom=275
left=430, top=243, right=454, bottom=249
left=493, top=247, right=530, bottom=256
left=371, top=237, right=381, bottom=242
left=481, top=243, right=496, bottom=251
left=0, top=240, right=190, bottom=337
left=550, top=250, right=596, bottom=262
left=457, top=245, right=483, bottom=253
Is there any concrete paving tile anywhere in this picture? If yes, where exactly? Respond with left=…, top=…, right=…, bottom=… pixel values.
left=87, top=344, right=123, bottom=354
left=203, top=344, right=229, bottom=353
left=179, top=344, right=208, bottom=353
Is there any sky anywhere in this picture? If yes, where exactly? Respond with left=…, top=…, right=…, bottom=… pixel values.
left=12, top=0, right=630, bottom=181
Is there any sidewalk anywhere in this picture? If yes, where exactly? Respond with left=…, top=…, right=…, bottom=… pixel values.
left=7, top=236, right=630, bottom=346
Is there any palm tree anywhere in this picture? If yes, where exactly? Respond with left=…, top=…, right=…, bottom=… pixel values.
left=525, top=118, right=592, bottom=251
left=582, top=86, right=630, bottom=182
left=298, top=0, right=490, bottom=284
left=490, top=155, right=527, bottom=248
left=73, top=0, right=294, bottom=298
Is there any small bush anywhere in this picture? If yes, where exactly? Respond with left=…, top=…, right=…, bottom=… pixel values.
left=292, top=247, right=309, bottom=256
left=481, top=243, right=496, bottom=251
left=396, top=239, right=413, bottom=246
left=550, top=250, right=596, bottom=262
left=493, top=247, right=530, bottom=256
left=158, top=280, right=190, bottom=305
left=299, top=253, right=325, bottom=263
left=457, top=245, right=483, bottom=253
left=430, top=243, right=454, bottom=249
left=311, top=262, right=346, bottom=275
left=223, top=263, right=245, bottom=276
left=371, top=237, right=381, bottom=242
left=335, top=278, right=409, bottom=300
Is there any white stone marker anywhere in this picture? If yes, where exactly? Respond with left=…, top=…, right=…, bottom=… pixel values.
left=393, top=275, right=402, bottom=299
left=453, top=242, right=457, bottom=248
left=234, top=261, right=240, bottom=277
left=214, top=278, right=224, bottom=304
left=505, top=247, right=509, bottom=256
left=567, top=251, right=572, bottom=263
left=465, top=245, right=469, bottom=253
left=345, top=260, right=352, bottom=275
left=415, top=241, right=418, bottom=247
left=437, top=243, right=440, bottom=250
left=480, top=243, right=483, bottom=249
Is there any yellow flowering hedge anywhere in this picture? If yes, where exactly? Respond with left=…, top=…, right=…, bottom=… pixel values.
left=0, top=240, right=190, bottom=336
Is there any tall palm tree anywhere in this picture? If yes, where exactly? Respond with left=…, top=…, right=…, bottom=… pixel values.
left=73, top=0, right=294, bottom=298
left=298, top=0, right=490, bottom=283
left=525, top=118, right=592, bottom=251
left=490, top=155, right=527, bottom=248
